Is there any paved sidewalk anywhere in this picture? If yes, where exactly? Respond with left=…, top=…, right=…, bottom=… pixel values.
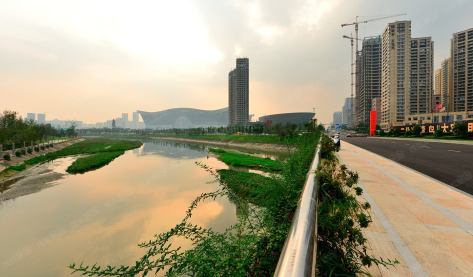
left=339, top=141, right=473, bottom=276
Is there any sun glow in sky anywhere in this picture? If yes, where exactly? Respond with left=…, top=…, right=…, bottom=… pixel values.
left=1, top=0, right=472, bottom=123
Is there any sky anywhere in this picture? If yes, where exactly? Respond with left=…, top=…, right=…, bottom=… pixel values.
left=1, top=0, right=472, bottom=124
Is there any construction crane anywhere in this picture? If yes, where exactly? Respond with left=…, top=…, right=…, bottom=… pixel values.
left=341, top=13, right=405, bottom=128
left=342, top=34, right=356, bottom=128
left=341, top=13, right=406, bottom=55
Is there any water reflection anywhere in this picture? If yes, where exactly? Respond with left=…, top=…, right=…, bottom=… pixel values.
left=0, top=142, right=235, bottom=277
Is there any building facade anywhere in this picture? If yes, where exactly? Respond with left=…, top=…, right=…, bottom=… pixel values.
left=381, top=21, right=411, bottom=130
left=37, top=113, right=46, bottom=124
left=358, top=36, right=382, bottom=126
left=228, top=58, right=249, bottom=126
left=441, top=58, right=453, bottom=111
left=451, top=28, right=473, bottom=115
left=332, top=111, right=343, bottom=126
left=342, top=97, right=354, bottom=126
left=408, top=37, right=433, bottom=116
left=26, top=113, right=36, bottom=122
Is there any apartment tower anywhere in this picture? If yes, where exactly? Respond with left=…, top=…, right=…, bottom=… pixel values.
left=409, top=37, right=433, bottom=116
left=381, top=21, right=411, bottom=129
left=451, top=28, right=473, bottom=114
left=358, top=36, right=382, bottom=126
left=228, top=58, right=250, bottom=126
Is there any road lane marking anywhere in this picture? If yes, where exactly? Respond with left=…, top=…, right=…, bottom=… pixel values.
left=358, top=181, right=428, bottom=277
left=448, top=149, right=461, bottom=153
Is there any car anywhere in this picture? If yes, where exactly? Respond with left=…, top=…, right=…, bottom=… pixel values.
left=346, top=133, right=352, bottom=137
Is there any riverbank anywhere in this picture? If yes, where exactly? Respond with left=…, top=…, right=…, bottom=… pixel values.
left=154, top=136, right=293, bottom=153
left=0, top=139, right=142, bottom=200
left=0, top=139, right=82, bottom=180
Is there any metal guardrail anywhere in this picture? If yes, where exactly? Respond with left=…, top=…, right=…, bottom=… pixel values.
left=274, top=145, right=321, bottom=277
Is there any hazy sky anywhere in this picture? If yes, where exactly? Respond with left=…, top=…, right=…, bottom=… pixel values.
left=1, top=0, right=472, bottom=124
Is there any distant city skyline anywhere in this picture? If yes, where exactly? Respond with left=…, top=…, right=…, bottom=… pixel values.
left=1, top=1, right=473, bottom=124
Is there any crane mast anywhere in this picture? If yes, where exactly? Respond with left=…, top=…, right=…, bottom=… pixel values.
left=341, top=13, right=406, bottom=128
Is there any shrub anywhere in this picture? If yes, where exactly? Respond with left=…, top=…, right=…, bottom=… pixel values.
left=434, top=128, right=443, bottom=138
left=413, top=125, right=422, bottom=137
left=3, top=153, right=11, bottom=161
left=40, top=146, right=45, bottom=150
left=27, top=147, right=33, bottom=154
left=15, top=150, right=22, bottom=157
left=453, top=122, right=468, bottom=138
left=34, top=146, right=40, bottom=152
left=49, top=143, right=54, bottom=147
left=21, top=149, right=26, bottom=155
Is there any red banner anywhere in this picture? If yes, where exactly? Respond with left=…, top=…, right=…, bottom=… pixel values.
left=369, top=111, right=377, bottom=136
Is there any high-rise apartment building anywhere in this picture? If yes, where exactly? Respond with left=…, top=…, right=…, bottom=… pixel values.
left=26, top=113, right=36, bottom=122
left=228, top=58, right=249, bottom=126
left=435, top=58, right=453, bottom=112
left=342, top=97, right=353, bottom=126
left=37, top=113, right=46, bottom=124
left=381, top=21, right=411, bottom=129
left=441, top=58, right=453, bottom=111
left=358, top=36, right=382, bottom=126
left=332, top=111, right=343, bottom=126
left=435, top=68, right=442, bottom=95
left=133, top=112, right=140, bottom=123
left=451, top=27, right=473, bottom=113
left=409, top=37, right=433, bottom=116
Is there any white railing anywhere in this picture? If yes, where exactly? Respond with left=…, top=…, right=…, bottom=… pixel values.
left=274, top=145, right=321, bottom=277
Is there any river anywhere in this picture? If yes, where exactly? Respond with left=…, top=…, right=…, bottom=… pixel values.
left=0, top=141, right=237, bottom=276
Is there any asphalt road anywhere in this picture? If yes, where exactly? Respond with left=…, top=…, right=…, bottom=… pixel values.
left=343, top=137, right=473, bottom=195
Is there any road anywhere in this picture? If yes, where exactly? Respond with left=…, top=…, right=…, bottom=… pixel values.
left=339, top=142, right=473, bottom=276
left=343, top=137, right=473, bottom=195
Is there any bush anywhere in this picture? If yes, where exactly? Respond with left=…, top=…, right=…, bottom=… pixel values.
left=453, top=122, right=468, bottom=138
left=40, top=146, right=45, bottom=150
left=413, top=125, right=422, bottom=137
left=15, top=150, right=22, bottom=157
left=27, top=147, right=33, bottom=154
left=34, top=146, right=40, bottom=152
left=434, top=128, right=443, bottom=138
left=21, top=149, right=26, bottom=155
left=49, top=143, right=54, bottom=147
left=3, top=153, right=11, bottom=161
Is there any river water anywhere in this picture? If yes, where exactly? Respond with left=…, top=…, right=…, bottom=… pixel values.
left=0, top=141, right=237, bottom=277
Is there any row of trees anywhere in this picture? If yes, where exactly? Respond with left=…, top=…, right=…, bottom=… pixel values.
left=79, top=120, right=319, bottom=139
left=0, top=111, right=76, bottom=149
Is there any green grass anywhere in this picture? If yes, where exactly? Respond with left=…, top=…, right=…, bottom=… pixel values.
left=209, top=148, right=283, bottom=172
left=1, top=138, right=142, bottom=175
left=8, top=164, right=26, bottom=171
left=66, top=151, right=124, bottom=174
left=218, top=169, right=279, bottom=207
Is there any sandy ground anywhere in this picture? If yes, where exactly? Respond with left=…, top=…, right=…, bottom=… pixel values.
left=0, top=139, right=82, bottom=202
left=0, top=163, right=66, bottom=201
left=153, top=137, right=293, bottom=154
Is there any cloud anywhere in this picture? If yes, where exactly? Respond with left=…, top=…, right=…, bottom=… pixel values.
left=0, top=0, right=472, bottom=124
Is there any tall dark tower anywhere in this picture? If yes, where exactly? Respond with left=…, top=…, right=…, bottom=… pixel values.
left=228, top=58, right=249, bottom=126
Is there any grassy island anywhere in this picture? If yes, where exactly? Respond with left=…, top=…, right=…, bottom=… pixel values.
left=4, top=139, right=142, bottom=175
left=209, top=148, right=283, bottom=172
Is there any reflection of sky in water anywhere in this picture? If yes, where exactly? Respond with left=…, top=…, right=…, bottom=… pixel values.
left=136, top=141, right=208, bottom=159
left=0, top=142, right=233, bottom=276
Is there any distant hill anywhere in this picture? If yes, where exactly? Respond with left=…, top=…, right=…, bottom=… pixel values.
left=138, top=107, right=228, bottom=129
